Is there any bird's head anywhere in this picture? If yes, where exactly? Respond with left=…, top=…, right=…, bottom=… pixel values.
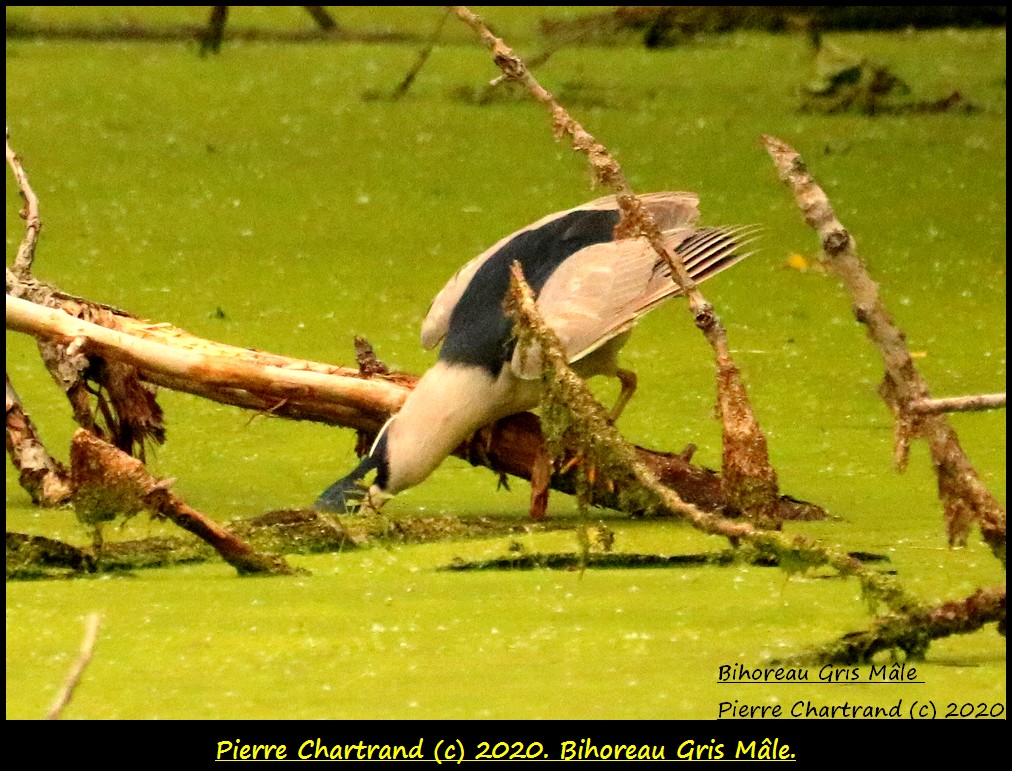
left=314, top=428, right=391, bottom=514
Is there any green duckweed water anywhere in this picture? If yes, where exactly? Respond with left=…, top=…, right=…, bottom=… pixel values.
left=6, top=9, right=1005, bottom=719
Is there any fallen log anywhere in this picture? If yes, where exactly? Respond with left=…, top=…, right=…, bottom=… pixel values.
left=6, top=292, right=825, bottom=521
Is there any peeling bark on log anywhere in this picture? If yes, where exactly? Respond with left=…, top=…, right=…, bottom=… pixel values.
left=8, top=274, right=167, bottom=457
left=6, top=292, right=826, bottom=521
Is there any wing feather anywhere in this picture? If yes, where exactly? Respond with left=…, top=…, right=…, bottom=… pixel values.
left=420, top=192, right=700, bottom=349
left=511, top=225, right=759, bottom=378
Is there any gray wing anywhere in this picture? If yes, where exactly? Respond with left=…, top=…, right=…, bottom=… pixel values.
left=420, top=192, right=700, bottom=350
left=511, top=225, right=758, bottom=379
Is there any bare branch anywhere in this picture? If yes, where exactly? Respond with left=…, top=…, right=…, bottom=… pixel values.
left=6, top=372, right=73, bottom=506
left=762, top=134, right=1005, bottom=561
left=6, top=128, right=42, bottom=279
left=46, top=612, right=101, bottom=720
left=911, top=393, right=1006, bottom=414
left=506, top=260, right=925, bottom=623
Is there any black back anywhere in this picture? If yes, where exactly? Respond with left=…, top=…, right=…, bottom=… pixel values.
left=438, top=208, right=620, bottom=375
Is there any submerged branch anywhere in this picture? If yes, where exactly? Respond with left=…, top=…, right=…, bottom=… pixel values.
left=390, top=8, right=450, bottom=100
left=46, top=612, right=101, bottom=720
left=801, top=585, right=1006, bottom=665
left=5, top=135, right=75, bottom=505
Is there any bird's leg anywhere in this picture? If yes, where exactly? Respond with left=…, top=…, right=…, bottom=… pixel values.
left=609, top=369, right=638, bottom=422
left=529, top=443, right=553, bottom=520
left=559, top=453, right=582, bottom=475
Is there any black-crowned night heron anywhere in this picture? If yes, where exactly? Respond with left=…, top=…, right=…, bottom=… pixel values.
left=315, top=192, right=755, bottom=513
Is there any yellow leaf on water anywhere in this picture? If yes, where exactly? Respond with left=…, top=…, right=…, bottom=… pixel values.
left=785, top=253, right=810, bottom=271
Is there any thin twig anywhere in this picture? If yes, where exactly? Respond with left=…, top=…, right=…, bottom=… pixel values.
left=762, top=134, right=1005, bottom=561
left=6, top=128, right=41, bottom=279
left=391, top=8, right=450, bottom=100
left=46, top=612, right=101, bottom=720
left=910, top=393, right=1006, bottom=414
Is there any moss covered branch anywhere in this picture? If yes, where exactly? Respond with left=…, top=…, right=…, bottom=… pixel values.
left=506, top=261, right=926, bottom=629
left=796, top=586, right=1006, bottom=665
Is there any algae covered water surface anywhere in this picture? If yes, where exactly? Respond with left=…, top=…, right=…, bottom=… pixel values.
left=6, top=8, right=1005, bottom=721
